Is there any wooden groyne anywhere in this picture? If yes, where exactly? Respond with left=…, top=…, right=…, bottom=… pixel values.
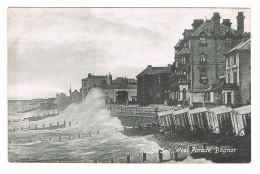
left=23, top=110, right=59, bottom=122
left=17, top=106, right=39, bottom=113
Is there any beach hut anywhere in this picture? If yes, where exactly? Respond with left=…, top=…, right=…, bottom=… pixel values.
left=232, top=105, right=251, bottom=136
left=188, top=107, right=209, bottom=131
left=158, top=110, right=174, bottom=131
left=208, top=106, right=233, bottom=134
left=172, top=108, right=190, bottom=131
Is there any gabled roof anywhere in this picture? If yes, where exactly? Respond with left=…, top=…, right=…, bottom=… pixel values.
left=188, top=107, right=208, bottom=115
left=191, top=20, right=240, bottom=37
left=177, top=47, right=190, bottom=55
left=137, top=66, right=171, bottom=77
left=174, top=39, right=184, bottom=48
left=173, top=108, right=189, bottom=115
left=209, top=106, right=232, bottom=115
left=233, top=105, right=251, bottom=115
left=158, top=110, right=174, bottom=117
left=183, top=29, right=195, bottom=37
left=226, top=39, right=251, bottom=55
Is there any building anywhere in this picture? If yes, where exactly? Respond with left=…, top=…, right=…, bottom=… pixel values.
left=222, top=39, right=251, bottom=106
left=81, top=73, right=112, bottom=98
left=112, top=77, right=137, bottom=86
left=101, top=85, right=137, bottom=104
left=70, top=89, right=82, bottom=103
left=137, top=65, right=172, bottom=105
left=170, top=12, right=250, bottom=107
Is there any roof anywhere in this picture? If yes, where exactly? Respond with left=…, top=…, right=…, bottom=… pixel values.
left=174, top=39, right=184, bottom=48
left=137, top=66, right=171, bottom=77
left=209, top=106, right=232, bottom=115
left=173, top=108, right=189, bottom=115
left=183, top=29, right=194, bottom=37
left=191, top=20, right=240, bottom=37
left=102, top=85, right=137, bottom=89
left=158, top=110, right=174, bottom=117
left=177, top=47, right=190, bottom=55
left=188, top=107, right=208, bottom=115
left=72, top=89, right=80, bottom=94
left=206, top=81, right=225, bottom=92
left=233, top=105, right=251, bottom=115
left=226, top=39, right=251, bottom=55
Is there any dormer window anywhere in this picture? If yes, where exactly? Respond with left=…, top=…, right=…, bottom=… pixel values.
left=226, top=37, right=232, bottom=44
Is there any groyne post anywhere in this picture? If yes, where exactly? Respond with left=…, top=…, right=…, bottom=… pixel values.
left=78, top=133, right=81, bottom=139
left=89, top=132, right=91, bottom=137
left=59, top=135, right=61, bottom=141
left=97, top=131, right=99, bottom=135
left=170, top=149, right=174, bottom=160
left=69, top=122, right=71, bottom=126
left=111, top=158, right=114, bottom=163
left=159, top=150, right=163, bottom=162
left=64, top=121, right=66, bottom=128
left=189, top=146, right=193, bottom=155
left=49, top=137, right=51, bottom=141
left=174, top=147, right=178, bottom=161
left=94, top=159, right=97, bottom=163
left=57, top=122, right=59, bottom=126
left=69, top=135, right=71, bottom=140
left=43, top=124, right=45, bottom=129
left=126, top=155, right=130, bottom=163
left=142, top=152, right=147, bottom=162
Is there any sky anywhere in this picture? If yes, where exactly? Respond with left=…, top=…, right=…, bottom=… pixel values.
left=7, top=8, right=250, bottom=100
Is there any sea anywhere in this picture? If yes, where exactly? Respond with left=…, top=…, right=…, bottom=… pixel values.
left=8, top=88, right=212, bottom=163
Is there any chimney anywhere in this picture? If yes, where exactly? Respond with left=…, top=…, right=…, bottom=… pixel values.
left=211, top=12, right=221, bottom=34
left=147, top=65, right=152, bottom=68
left=222, top=19, right=232, bottom=29
left=88, top=73, right=91, bottom=78
left=236, top=12, right=245, bottom=33
left=191, top=19, right=204, bottom=30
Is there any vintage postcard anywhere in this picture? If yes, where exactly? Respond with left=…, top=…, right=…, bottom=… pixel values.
left=8, top=8, right=251, bottom=163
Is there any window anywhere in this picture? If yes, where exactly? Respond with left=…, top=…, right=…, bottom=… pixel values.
left=226, top=38, right=232, bottom=44
left=200, top=33, right=206, bottom=44
left=182, top=57, right=186, bottom=64
left=233, top=70, right=237, bottom=83
left=200, top=70, right=206, bottom=77
left=227, top=71, right=230, bottom=83
left=227, top=57, right=230, bottom=67
left=234, top=54, right=237, bottom=65
left=183, top=88, right=187, bottom=100
left=200, top=53, right=207, bottom=62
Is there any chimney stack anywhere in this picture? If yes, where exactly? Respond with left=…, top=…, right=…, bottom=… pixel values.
left=147, top=65, right=152, bottom=68
left=222, top=19, right=232, bottom=29
left=88, top=73, right=91, bottom=78
left=237, top=12, right=245, bottom=33
left=211, top=12, right=221, bottom=34
left=191, top=19, right=204, bottom=30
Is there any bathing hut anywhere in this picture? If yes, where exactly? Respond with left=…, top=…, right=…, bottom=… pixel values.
left=172, top=108, right=190, bottom=131
left=208, top=106, right=233, bottom=134
left=188, top=107, right=209, bottom=131
left=232, top=105, right=251, bottom=136
left=158, top=110, right=174, bottom=131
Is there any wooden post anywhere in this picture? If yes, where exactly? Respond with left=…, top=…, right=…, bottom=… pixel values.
left=111, top=157, right=114, bottom=163
left=19, top=140, right=21, bottom=143
left=57, top=122, right=59, bottom=126
left=189, top=146, right=193, bottom=155
left=59, top=135, right=61, bottom=141
left=69, top=135, right=71, bottom=140
left=124, top=127, right=126, bottom=131
left=217, top=141, right=221, bottom=148
left=43, top=124, right=45, bottom=129
left=21, top=127, right=23, bottom=131
left=94, top=159, right=97, bottom=163
left=78, top=133, right=81, bottom=139
left=97, top=131, right=99, bottom=135
left=126, top=155, right=130, bottom=163
left=50, top=123, right=52, bottom=127
left=89, top=132, right=91, bottom=137
left=203, top=143, right=207, bottom=149
left=142, top=152, right=147, bottom=162
left=64, top=121, right=66, bottom=128
left=174, top=148, right=178, bottom=161
left=35, top=125, right=37, bottom=129
left=69, top=122, right=71, bottom=126
left=49, top=137, right=51, bottom=141
left=159, top=150, right=163, bottom=162
left=170, top=149, right=174, bottom=160
left=29, top=139, right=32, bottom=142
left=29, top=126, right=30, bottom=130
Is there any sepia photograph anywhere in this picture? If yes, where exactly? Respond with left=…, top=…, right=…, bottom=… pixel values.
left=7, top=7, right=251, bottom=164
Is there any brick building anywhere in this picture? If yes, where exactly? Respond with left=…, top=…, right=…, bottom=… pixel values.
left=170, top=12, right=250, bottom=106
left=137, top=65, right=172, bottom=105
left=81, top=73, right=112, bottom=98
left=222, top=39, right=251, bottom=106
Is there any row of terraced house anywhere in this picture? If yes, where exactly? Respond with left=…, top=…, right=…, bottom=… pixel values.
left=137, top=12, right=251, bottom=108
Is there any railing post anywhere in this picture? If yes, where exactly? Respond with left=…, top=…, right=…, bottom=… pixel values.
left=142, top=152, right=147, bottom=162
left=159, top=150, right=163, bottom=162
left=126, top=155, right=130, bottom=163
